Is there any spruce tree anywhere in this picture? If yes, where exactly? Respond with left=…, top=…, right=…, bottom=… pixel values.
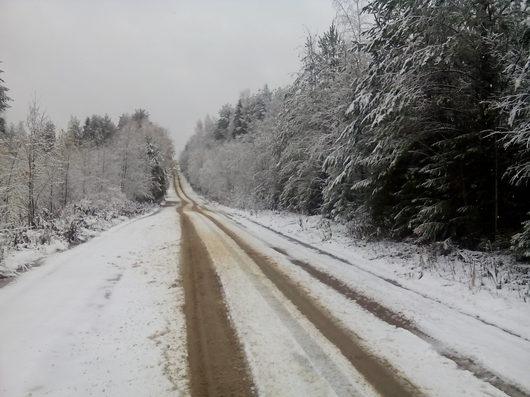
left=215, top=104, right=232, bottom=141
left=0, top=64, right=11, bottom=134
left=146, top=137, right=168, bottom=202
left=276, top=25, right=350, bottom=215
left=232, top=99, right=247, bottom=138
left=325, top=0, right=530, bottom=245
left=493, top=1, right=530, bottom=252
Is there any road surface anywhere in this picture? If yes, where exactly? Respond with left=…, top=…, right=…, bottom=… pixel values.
left=0, top=173, right=528, bottom=397
left=173, top=174, right=530, bottom=397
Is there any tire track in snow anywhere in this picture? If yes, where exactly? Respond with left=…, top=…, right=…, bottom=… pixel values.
left=211, top=210, right=530, bottom=397
left=227, top=212, right=530, bottom=344
left=195, top=211, right=365, bottom=397
left=178, top=201, right=255, bottom=397
left=175, top=174, right=417, bottom=396
left=199, top=208, right=420, bottom=397
left=176, top=172, right=530, bottom=397
left=273, top=248, right=529, bottom=397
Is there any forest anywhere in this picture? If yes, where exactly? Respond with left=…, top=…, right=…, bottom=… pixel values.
left=0, top=72, right=174, bottom=270
left=180, top=0, right=530, bottom=254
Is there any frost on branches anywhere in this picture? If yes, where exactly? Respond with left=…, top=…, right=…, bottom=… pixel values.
left=0, top=99, right=174, bottom=277
left=181, top=0, right=530, bottom=258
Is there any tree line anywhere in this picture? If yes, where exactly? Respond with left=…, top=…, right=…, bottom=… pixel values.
left=0, top=72, right=173, bottom=234
left=180, top=0, right=530, bottom=254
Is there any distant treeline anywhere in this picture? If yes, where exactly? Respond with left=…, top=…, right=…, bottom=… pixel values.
left=182, top=0, right=530, bottom=253
left=0, top=75, right=174, bottom=231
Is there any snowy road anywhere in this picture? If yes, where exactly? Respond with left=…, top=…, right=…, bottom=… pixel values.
left=175, top=174, right=530, bottom=397
left=1, top=175, right=529, bottom=397
left=0, top=198, right=188, bottom=397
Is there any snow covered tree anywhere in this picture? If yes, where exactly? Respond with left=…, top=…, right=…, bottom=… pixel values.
left=0, top=123, right=25, bottom=227
left=22, top=107, right=36, bottom=226
left=232, top=99, right=248, bottom=138
left=275, top=25, right=353, bottom=214
left=252, top=85, right=271, bottom=121
left=0, top=93, right=174, bottom=256
left=333, top=0, right=371, bottom=44
left=66, top=116, right=82, bottom=145
left=22, top=110, right=69, bottom=226
left=325, top=0, right=530, bottom=244
left=492, top=1, right=530, bottom=253
left=132, top=108, right=149, bottom=124
left=0, top=64, right=10, bottom=134
left=81, top=114, right=116, bottom=146
left=494, top=2, right=530, bottom=185
left=214, top=104, right=232, bottom=141
left=114, top=112, right=171, bottom=202
left=180, top=1, right=529, bottom=252
left=55, top=126, right=77, bottom=206
left=145, top=137, right=168, bottom=202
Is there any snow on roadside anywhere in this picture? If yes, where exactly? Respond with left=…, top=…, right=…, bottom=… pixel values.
left=0, top=195, right=157, bottom=279
left=0, top=214, right=143, bottom=279
left=0, top=197, right=188, bottom=397
left=224, top=209, right=530, bottom=338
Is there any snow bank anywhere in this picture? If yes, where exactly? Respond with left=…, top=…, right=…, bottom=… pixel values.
left=0, top=192, right=156, bottom=279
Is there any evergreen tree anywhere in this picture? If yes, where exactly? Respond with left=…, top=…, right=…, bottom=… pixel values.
left=232, top=99, right=247, bottom=138
left=132, top=108, right=149, bottom=125
left=493, top=2, right=530, bottom=253
left=255, top=85, right=272, bottom=121
left=215, top=104, right=232, bottom=141
left=118, top=113, right=130, bottom=129
left=146, top=137, right=168, bottom=202
left=179, top=1, right=530, bottom=252
left=0, top=64, right=11, bottom=134
left=82, top=117, right=92, bottom=142
left=275, top=25, right=350, bottom=214
left=81, top=115, right=117, bottom=146
left=67, top=116, right=83, bottom=145
left=325, top=0, right=530, bottom=244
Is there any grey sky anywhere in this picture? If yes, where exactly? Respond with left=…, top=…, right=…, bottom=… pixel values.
left=0, top=0, right=336, bottom=151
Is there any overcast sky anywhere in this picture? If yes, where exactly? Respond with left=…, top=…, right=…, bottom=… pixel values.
left=0, top=0, right=336, bottom=151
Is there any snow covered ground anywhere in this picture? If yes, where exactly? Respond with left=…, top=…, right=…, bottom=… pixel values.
left=0, top=191, right=188, bottom=397
left=0, top=200, right=155, bottom=280
left=223, top=208, right=530, bottom=334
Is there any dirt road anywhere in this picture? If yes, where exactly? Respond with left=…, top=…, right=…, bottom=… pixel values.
left=175, top=172, right=530, bottom=397
left=176, top=175, right=422, bottom=397
left=3, top=175, right=526, bottom=396
left=179, top=201, right=255, bottom=396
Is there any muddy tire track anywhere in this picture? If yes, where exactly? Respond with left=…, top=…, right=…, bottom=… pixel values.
left=177, top=172, right=530, bottom=396
left=284, top=254, right=529, bottom=397
left=179, top=203, right=255, bottom=397
left=206, top=208, right=529, bottom=397
left=197, top=212, right=420, bottom=396
left=227, top=212, right=530, bottom=345
left=174, top=173, right=422, bottom=396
